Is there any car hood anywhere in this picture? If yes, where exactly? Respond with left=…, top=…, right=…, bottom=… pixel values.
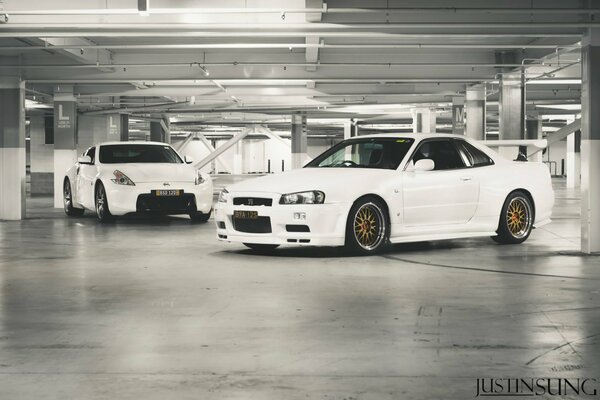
left=105, top=163, right=195, bottom=183
left=227, top=167, right=396, bottom=195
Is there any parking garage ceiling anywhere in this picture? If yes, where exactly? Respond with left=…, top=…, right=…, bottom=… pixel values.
left=0, top=0, right=588, bottom=135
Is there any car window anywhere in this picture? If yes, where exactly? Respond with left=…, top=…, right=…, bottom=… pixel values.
left=454, top=140, right=494, bottom=167
left=411, top=139, right=465, bottom=171
left=85, top=147, right=96, bottom=164
left=99, top=144, right=183, bottom=164
left=306, top=138, right=415, bottom=170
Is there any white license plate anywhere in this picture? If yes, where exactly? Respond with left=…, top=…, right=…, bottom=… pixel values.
left=154, top=190, right=182, bottom=197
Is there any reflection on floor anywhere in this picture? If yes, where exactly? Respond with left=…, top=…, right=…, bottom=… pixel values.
left=0, top=178, right=598, bottom=399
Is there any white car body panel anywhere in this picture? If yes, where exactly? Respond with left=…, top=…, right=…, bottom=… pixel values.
left=215, top=133, right=554, bottom=247
left=64, top=141, right=213, bottom=216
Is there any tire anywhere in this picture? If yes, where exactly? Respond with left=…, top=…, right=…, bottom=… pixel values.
left=345, top=196, right=389, bottom=255
left=95, top=182, right=114, bottom=223
left=190, top=209, right=212, bottom=223
left=243, top=243, right=280, bottom=252
left=492, top=191, right=534, bottom=244
left=63, top=178, right=84, bottom=217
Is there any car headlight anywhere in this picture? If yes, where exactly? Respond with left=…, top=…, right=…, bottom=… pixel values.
left=195, top=169, right=206, bottom=185
left=218, top=188, right=229, bottom=203
left=111, top=170, right=135, bottom=186
left=280, top=190, right=325, bottom=205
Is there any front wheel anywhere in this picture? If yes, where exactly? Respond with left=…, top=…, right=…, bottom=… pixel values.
left=492, top=191, right=534, bottom=244
left=63, top=178, right=84, bottom=217
left=95, top=182, right=114, bottom=223
left=345, top=197, right=389, bottom=255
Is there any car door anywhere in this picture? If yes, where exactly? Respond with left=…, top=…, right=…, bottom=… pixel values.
left=402, top=139, right=480, bottom=227
left=76, top=147, right=96, bottom=209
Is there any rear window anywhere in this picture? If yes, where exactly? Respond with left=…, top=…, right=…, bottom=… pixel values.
left=455, top=140, right=494, bottom=167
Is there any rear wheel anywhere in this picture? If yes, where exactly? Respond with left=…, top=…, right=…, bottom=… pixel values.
left=95, top=182, right=114, bottom=223
left=243, top=243, right=280, bottom=252
left=63, top=178, right=84, bottom=217
left=492, top=191, right=534, bottom=244
left=345, top=197, right=389, bottom=255
left=190, top=210, right=212, bottom=223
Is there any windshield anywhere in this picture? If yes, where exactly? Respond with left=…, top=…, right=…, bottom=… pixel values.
left=99, top=144, right=183, bottom=164
left=306, top=138, right=415, bottom=170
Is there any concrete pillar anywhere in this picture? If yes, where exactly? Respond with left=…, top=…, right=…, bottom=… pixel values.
left=291, top=114, right=307, bottom=169
left=343, top=120, right=357, bottom=140
left=0, top=77, right=26, bottom=220
left=499, top=72, right=525, bottom=140
left=150, top=117, right=170, bottom=143
left=465, top=85, right=486, bottom=140
left=29, top=115, right=54, bottom=195
left=452, top=96, right=465, bottom=135
left=150, top=120, right=163, bottom=142
left=53, top=86, right=77, bottom=208
left=233, top=138, right=243, bottom=174
left=120, top=114, right=129, bottom=141
left=581, top=28, right=600, bottom=253
left=566, top=130, right=581, bottom=188
left=526, top=116, right=543, bottom=162
left=412, top=108, right=436, bottom=133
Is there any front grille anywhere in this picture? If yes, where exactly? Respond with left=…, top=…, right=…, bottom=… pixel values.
left=233, top=197, right=273, bottom=207
left=232, top=216, right=272, bottom=233
left=136, top=193, right=196, bottom=214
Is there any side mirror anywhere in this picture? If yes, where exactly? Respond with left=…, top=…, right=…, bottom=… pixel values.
left=414, top=159, right=435, bottom=172
left=184, top=155, right=194, bottom=164
left=78, top=155, right=92, bottom=165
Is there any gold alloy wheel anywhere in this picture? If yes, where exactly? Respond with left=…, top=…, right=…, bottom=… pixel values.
left=506, top=197, right=532, bottom=239
left=353, top=202, right=386, bottom=251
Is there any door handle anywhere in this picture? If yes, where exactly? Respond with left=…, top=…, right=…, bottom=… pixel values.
left=460, top=176, right=473, bottom=181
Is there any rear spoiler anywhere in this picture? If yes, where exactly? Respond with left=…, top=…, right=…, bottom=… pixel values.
left=477, top=139, right=548, bottom=162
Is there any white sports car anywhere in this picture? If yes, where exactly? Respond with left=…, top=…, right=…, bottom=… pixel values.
left=215, top=133, right=554, bottom=254
left=63, top=141, right=213, bottom=223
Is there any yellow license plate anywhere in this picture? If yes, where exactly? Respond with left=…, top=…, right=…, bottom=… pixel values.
left=155, top=190, right=182, bottom=196
left=234, top=210, right=258, bottom=219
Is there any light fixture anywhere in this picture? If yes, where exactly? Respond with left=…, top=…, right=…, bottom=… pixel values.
left=138, top=0, right=150, bottom=16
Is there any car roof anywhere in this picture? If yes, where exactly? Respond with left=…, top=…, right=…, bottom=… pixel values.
left=95, top=141, right=172, bottom=146
left=344, top=133, right=471, bottom=141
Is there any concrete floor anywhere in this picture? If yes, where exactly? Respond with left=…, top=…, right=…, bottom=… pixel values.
left=1, top=178, right=599, bottom=399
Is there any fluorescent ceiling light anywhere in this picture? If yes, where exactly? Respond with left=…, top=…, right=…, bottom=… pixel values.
left=528, top=79, right=581, bottom=85
left=536, top=104, right=581, bottom=110
left=138, top=0, right=150, bottom=16
left=25, top=99, right=51, bottom=109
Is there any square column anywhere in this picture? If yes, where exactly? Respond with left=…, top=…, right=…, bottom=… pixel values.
left=566, top=130, right=581, bottom=188
left=53, top=86, right=77, bottom=208
left=0, top=77, right=26, bottom=220
left=343, top=119, right=357, bottom=140
left=452, top=96, right=465, bottom=135
left=291, top=114, right=307, bottom=169
left=580, top=28, right=600, bottom=253
left=120, top=114, right=129, bottom=141
left=412, top=108, right=436, bottom=133
left=499, top=73, right=525, bottom=140
left=465, top=85, right=486, bottom=140
left=526, top=115, right=543, bottom=162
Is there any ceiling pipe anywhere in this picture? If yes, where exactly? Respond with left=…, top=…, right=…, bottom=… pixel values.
left=25, top=78, right=497, bottom=84
left=1, top=22, right=599, bottom=29
left=0, top=62, right=571, bottom=69
left=0, top=43, right=581, bottom=51
left=0, top=31, right=583, bottom=38
left=4, top=7, right=600, bottom=15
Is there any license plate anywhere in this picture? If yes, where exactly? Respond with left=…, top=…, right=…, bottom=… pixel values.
left=154, top=189, right=182, bottom=197
left=234, top=210, right=258, bottom=220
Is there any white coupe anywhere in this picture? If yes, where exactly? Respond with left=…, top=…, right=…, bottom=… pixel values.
left=63, top=141, right=213, bottom=223
left=215, top=133, right=554, bottom=254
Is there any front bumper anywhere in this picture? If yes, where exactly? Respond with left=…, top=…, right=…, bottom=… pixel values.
left=105, top=181, right=213, bottom=216
left=214, top=191, right=349, bottom=246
